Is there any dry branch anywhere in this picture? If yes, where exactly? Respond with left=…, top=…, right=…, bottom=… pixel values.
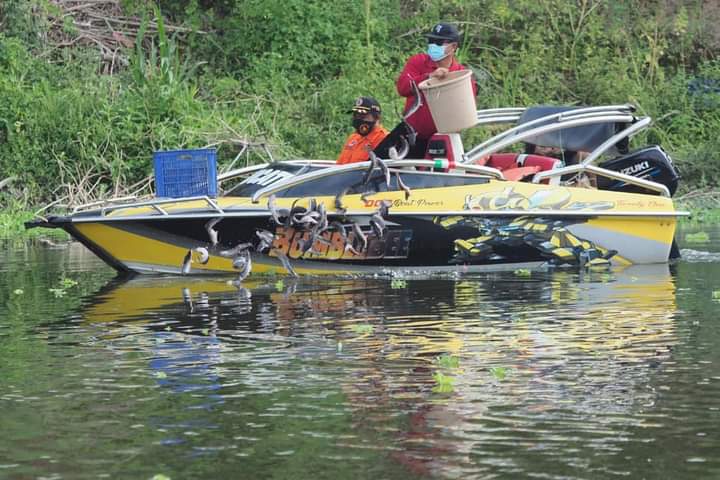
left=0, top=176, right=17, bottom=191
left=46, top=0, right=205, bottom=74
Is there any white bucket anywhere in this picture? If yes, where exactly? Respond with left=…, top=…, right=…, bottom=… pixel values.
left=419, top=70, right=476, bottom=133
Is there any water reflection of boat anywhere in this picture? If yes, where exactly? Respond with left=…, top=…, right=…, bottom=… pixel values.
left=388, top=265, right=679, bottom=477
left=84, top=265, right=677, bottom=380
left=30, top=106, right=685, bottom=276
left=81, top=266, right=678, bottom=477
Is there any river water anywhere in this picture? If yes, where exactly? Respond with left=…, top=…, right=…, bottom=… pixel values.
left=1, top=226, right=719, bottom=479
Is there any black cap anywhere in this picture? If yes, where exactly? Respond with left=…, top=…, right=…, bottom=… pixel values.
left=348, top=96, right=381, bottom=116
left=426, top=22, right=460, bottom=43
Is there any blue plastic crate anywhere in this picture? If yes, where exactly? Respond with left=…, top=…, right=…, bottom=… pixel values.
left=153, top=149, right=218, bottom=198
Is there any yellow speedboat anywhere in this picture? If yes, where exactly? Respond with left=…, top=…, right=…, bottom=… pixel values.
left=28, top=105, right=686, bottom=276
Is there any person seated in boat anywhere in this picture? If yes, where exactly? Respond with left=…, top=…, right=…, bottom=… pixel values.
left=395, top=22, right=478, bottom=158
left=524, top=143, right=587, bottom=165
left=336, top=97, right=389, bottom=165
left=525, top=143, right=596, bottom=187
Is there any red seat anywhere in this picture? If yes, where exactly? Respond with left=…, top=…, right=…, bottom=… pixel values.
left=484, top=153, right=562, bottom=182
left=502, top=165, right=541, bottom=181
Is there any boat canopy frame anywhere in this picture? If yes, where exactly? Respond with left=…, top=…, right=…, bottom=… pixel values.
left=465, top=105, right=670, bottom=197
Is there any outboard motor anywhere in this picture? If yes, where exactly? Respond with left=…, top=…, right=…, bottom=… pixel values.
left=597, top=146, right=680, bottom=196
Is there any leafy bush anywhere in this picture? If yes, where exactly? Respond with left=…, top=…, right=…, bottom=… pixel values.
left=1, top=0, right=720, bottom=207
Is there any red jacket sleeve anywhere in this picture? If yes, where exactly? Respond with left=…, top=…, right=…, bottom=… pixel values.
left=397, top=54, right=431, bottom=98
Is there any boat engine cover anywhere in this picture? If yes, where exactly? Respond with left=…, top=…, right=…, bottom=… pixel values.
left=597, top=146, right=680, bottom=196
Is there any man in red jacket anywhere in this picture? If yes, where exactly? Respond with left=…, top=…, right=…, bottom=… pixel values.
left=396, top=22, right=478, bottom=158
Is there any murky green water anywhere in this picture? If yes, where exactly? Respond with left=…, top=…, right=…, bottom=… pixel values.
left=1, top=226, right=720, bottom=479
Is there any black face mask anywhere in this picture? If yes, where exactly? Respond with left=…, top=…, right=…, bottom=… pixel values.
left=352, top=118, right=376, bottom=136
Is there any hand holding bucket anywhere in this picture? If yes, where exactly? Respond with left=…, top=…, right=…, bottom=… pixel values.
left=419, top=70, right=476, bottom=133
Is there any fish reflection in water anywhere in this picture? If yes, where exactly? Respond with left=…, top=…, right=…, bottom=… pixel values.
left=82, top=264, right=677, bottom=477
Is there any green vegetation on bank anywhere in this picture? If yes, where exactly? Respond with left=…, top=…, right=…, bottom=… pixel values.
left=1, top=0, right=720, bottom=209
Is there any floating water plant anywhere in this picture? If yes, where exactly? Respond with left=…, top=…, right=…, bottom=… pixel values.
left=48, top=288, right=66, bottom=298
left=154, top=372, right=167, bottom=379
left=514, top=269, right=531, bottom=277
left=686, top=231, right=710, bottom=243
left=274, top=279, right=285, bottom=291
left=201, top=328, right=210, bottom=335
left=13, top=289, right=23, bottom=295
left=712, top=291, right=720, bottom=300
left=391, top=279, right=407, bottom=289
left=151, top=474, right=171, bottom=480
left=432, top=371, right=455, bottom=393
left=59, top=277, right=78, bottom=289
left=435, top=354, right=460, bottom=369
left=489, top=366, right=508, bottom=381
left=48, top=276, right=78, bottom=298
left=351, top=324, right=374, bottom=335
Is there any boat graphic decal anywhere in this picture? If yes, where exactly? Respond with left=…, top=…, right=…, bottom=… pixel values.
left=464, top=187, right=615, bottom=211
left=242, top=168, right=295, bottom=187
left=437, top=216, right=617, bottom=267
left=271, top=226, right=413, bottom=261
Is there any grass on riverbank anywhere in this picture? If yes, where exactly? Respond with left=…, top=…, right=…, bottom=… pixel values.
left=3, top=1, right=720, bottom=205
left=678, top=207, right=720, bottom=224
left=0, top=210, right=69, bottom=239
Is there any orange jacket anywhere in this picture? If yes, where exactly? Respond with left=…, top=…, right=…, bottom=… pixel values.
left=336, top=125, right=389, bottom=165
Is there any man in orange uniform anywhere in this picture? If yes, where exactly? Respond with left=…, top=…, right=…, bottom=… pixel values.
left=336, top=97, right=389, bottom=165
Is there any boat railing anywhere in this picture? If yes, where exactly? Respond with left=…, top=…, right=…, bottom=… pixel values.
left=250, top=159, right=504, bottom=203
left=475, top=107, right=527, bottom=125
left=97, top=195, right=226, bottom=217
left=70, top=195, right=144, bottom=214
left=533, top=164, right=671, bottom=197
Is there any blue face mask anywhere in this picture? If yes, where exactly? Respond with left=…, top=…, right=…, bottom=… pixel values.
left=427, top=43, right=448, bottom=62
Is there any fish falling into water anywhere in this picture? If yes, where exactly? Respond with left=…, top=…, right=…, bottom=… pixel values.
left=232, top=249, right=252, bottom=283
left=219, top=243, right=253, bottom=258
left=377, top=199, right=392, bottom=218
left=334, top=187, right=349, bottom=215
left=331, top=221, right=359, bottom=255
left=180, top=247, right=211, bottom=275
left=272, top=248, right=298, bottom=277
left=205, top=218, right=222, bottom=246
left=255, top=229, right=275, bottom=252
left=181, top=250, right=193, bottom=275
left=194, top=247, right=210, bottom=264
left=268, top=194, right=290, bottom=225
left=362, top=152, right=379, bottom=186
left=351, top=222, right=368, bottom=253
left=370, top=214, right=387, bottom=239
left=396, top=172, right=411, bottom=200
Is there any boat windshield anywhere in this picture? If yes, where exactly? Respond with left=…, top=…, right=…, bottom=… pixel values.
left=224, top=163, right=491, bottom=198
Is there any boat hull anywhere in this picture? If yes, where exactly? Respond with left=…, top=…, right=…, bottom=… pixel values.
left=32, top=178, right=684, bottom=276
left=58, top=213, right=677, bottom=276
